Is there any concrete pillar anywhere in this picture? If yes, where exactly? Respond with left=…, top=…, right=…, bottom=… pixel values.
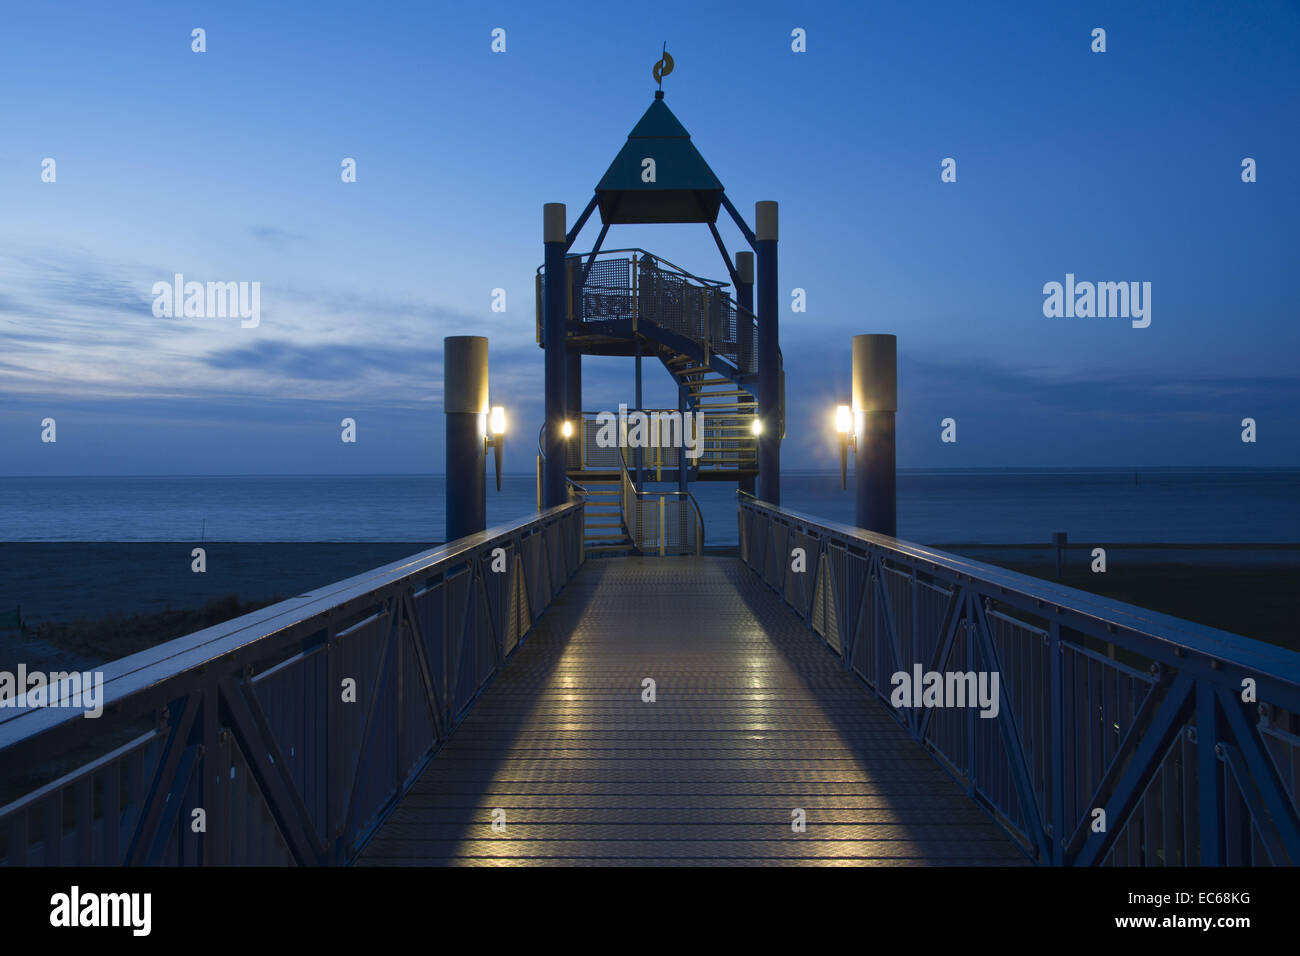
left=735, top=251, right=756, bottom=497
left=852, top=334, right=897, bottom=537
left=445, top=335, right=489, bottom=541
left=756, top=202, right=780, bottom=505
left=543, top=203, right=567, bottom=508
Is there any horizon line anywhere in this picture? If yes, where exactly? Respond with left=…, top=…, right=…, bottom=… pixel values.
left=2, top=466, right=1298, bottom=480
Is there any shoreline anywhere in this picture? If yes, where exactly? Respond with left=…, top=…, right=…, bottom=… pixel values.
left=1, top=542, right=1295, bottom=666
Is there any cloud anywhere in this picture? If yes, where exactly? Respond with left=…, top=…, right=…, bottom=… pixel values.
left=247, top=225, right=310, bottom=248
left=204, top=339, right=438, bottom=381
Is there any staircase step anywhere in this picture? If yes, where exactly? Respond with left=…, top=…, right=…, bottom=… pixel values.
left=584, top=532, right=630, bottom=541
left=681, top=376, right=730, bottom=386
left=585, top=521, right=624, bottom=529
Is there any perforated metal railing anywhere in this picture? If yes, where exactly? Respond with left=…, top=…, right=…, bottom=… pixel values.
left=565, top=412, right=704, bottom=556
left=739, top=495, right=1300, bottom=866
left=0, top=503, right=584, bottom=866
left=573, top=410, right=753, bottom=475
left=618, top=453, right=703, bottom=557
left=539, top=249, right=757, bottom=374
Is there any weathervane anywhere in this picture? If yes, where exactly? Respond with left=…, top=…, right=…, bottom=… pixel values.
left=653, top=42, right=673, bottom=92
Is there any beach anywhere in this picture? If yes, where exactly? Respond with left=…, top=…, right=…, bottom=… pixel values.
left=2, top=542, right=1295, bottom=672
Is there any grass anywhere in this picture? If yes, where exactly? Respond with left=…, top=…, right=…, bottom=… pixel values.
left=990, top=560, right=1299, bottom=652
left=33, top=592, right=284, bottom=667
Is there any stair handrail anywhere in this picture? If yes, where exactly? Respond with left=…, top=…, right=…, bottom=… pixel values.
left=541, top=246, right=782, bottom=392
left=616, top=444, right=705, bottom=556
left=536, top=423, right=591, bottom=504
left=538, top=247, right=730, bottom=291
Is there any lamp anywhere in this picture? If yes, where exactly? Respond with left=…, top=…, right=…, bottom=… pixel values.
left=836, top=403, right=856, bottom=490
left=485, top=405, right=506, bottom=491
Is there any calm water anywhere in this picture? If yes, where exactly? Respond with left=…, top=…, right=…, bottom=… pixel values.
left=1, top=470, right=1297, bottom=545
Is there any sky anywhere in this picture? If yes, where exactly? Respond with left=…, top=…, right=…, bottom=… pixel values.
left=1, top=0, right=1297, bottom=475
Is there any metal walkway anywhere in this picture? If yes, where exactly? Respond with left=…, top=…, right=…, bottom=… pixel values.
left=357, top=557, right=1027, bottom=866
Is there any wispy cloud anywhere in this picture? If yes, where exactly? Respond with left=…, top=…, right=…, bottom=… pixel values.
left=0, top=242, right=513, bottom=405
left=247, top=225, right=310, bottom=248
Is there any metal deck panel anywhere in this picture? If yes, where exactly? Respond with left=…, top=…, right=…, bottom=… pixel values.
left=358, top=557, right=1027, bottom=866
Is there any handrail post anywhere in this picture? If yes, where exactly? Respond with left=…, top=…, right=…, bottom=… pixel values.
left=1197, top=679, right=1225, bottom=864
left=659, top=497, right=666, bottom=557
left=1049, top=620, right=1065, bottom=865
left=631, top=252, right=639, bottom=332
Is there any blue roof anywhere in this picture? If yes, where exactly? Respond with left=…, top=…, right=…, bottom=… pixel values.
left=595, top=95, right=725, bottom=224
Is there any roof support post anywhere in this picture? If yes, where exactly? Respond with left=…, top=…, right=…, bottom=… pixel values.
left=756, top=201, right=780, bottom=505
left=736, top=250, right=756, bottom=497
left=543, top=203, right=569, bottom=508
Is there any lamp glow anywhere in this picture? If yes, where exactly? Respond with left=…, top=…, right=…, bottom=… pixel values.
left=751, top=417, right=763, bottom=436
left=561, top=420, right=573, bottom=438
left=490, top=406, right=506, bottom=436
left=835, top=405, right=853, bottom=434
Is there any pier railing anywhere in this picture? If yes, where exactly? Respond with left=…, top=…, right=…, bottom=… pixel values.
left=618, top=453, right=703, bottom=557
left=739, top=496, right=1300, bottom=866
left=538, top=248, right=756, bottom=374
left=0, top=502, right=585, bottom=866
left=571, top=410, right=750, bottom=476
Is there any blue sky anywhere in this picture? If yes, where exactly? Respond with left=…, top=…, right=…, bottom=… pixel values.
left=1, top=0, right=1297, bottom=475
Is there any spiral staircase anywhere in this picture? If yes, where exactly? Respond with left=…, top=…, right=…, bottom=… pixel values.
left=537, top=249, right=782, bottom=555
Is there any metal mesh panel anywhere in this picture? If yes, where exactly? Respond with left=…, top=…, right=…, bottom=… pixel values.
left=581, top=257, right=633, bottom=321
left=568, top=254, right=756, bottom=374
left=581, top=416, right=622, bottom=469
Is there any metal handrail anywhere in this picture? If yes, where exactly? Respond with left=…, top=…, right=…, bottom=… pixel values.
left=541, top=246, right=785, bottom=443
left=536, top=422, right=590, bottom=500
left=538, top=247, right=729, bottom=291
left=738, top=496, right=1300, bottom=866
left=0, top=502, right=586, bottom=865
left=617, top=445, right=705, bottom=555
left=539, top=246, right=761, bottom=338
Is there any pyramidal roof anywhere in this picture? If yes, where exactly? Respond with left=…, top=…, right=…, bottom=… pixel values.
left=595, top=94, right=725, bottom=224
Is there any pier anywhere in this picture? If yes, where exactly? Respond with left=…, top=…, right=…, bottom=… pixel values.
left=1, top=71, right=1298, bottom=870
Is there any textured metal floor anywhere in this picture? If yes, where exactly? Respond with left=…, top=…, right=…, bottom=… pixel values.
left=357, top=557, right=1028, bottom=866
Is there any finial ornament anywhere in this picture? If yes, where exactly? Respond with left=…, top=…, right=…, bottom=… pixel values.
left=653, top=43, right=674, bottom=89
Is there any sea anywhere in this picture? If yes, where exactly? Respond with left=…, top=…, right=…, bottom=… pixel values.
left=1, top=469, right=1297, bottom=545
left=0, top=469, right=1296, bottom=631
